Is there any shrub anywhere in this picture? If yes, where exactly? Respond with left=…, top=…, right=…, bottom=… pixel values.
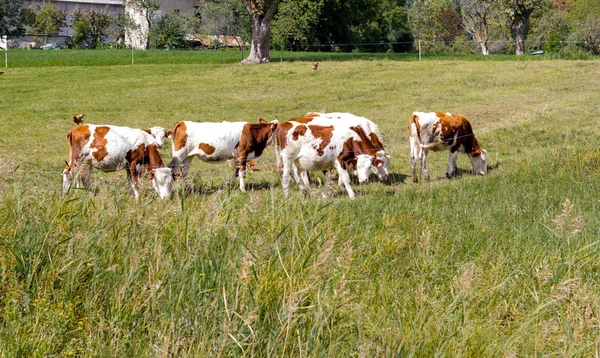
left=151, top=11, right=187, bottom=50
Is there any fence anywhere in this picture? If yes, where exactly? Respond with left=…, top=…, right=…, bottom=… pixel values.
left=2, top=38, right=599, bottom=69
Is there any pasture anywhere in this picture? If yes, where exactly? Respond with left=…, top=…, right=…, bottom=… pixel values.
left=1, top=55, right=600, bottom=356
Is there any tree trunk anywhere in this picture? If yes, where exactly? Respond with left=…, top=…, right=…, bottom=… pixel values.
left=242, top=13, right=271, bottom=64
left=511, top=14, right=530, bottom=56
left=479, top=41, right=489, bottom=55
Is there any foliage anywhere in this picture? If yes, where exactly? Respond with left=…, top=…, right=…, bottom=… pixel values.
left=197, top=0, right=248, bottom=39
left=112, top=12, right=139, bottom=47
left=71, top=8, right=113, bottom=48
left=31, top=4, right=66, bottom=35
left=271, top=0, right=324, bottom=50
left=151, top=11, right=188, bottom=49
left=497, top=0, right=550, bottom=54
left=567, top=14, right=600, bottom=54
left=528, top=9, right=570, bottom=51
left=0, top=0, right=25, bottom=38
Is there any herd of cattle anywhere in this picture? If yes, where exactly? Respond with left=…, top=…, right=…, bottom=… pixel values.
left=61, top=111, right=489, bottom=200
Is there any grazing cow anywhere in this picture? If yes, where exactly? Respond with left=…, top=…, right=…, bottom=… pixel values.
left=409, top=111, right=488, bottom=182
left=276, top=120, right=389, bottom=199
left=62, top=124, right=174, bottom=199
left=167, top=118, right=278, bottom=191
left=279, top=112, right=391, bottom=179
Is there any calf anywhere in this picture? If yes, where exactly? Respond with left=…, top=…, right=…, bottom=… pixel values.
left=62, top=124, right=173, bottom=199
left=276, top=120, right=388, bottom=199
left=167, top=118, right=278, bottom=191
left=409, top=111, right=488, bottom=182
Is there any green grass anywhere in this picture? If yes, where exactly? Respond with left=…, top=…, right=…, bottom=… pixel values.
left=1, top=58, right=600, bottom=356
left=3, top=48, right=596, bottom=68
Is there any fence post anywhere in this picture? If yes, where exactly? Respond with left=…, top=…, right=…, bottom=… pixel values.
left=418, top=40, right=422, bottom=61
left=131, top=46, right=134, bottom=65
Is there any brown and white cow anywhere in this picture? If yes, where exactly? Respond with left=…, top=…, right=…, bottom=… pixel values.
left=409, top=111, right=488, bottom=182
left=167, top=118, right=278, bottom=191
left=62, top=124, right=173, bottom=199
left=276, top=120, right=388, bottom=199
left=299, top=112, right=391, bottom=176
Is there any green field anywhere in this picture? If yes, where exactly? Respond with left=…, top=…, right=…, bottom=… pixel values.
left=1, top=53, right=600, bottom=356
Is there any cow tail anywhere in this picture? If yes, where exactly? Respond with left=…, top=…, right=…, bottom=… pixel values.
left=66, top=131, right=74, bottom=167
left=274, top=130, right=282, bottom=172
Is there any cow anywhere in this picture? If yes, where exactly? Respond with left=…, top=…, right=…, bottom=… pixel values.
left=62, top=124, right=174, bottom=199
left=409, top=111, right=488, bottom=182
left=167, top=118, right=278, bottom=191
left=276, top=120, right=389, bottom=199
left=276, top=112, right=391, bottom=180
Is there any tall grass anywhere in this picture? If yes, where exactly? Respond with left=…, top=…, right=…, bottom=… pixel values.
left=1, top=59, right=600, bottom=356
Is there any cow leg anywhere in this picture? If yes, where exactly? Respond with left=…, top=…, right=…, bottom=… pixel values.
left=409, top=136, right=419, bottom=183
left=335, top=163, right=355, bottom=199
left=281, top=156, right=294, bottom=198
left=125, top=165, right=140, bottom=200
left=180, top=157, right=194, bottom=190
left=298, top=168, right=310, bottom=197
left=421, top=149, right=431, bottom=181
left=236, top=156, right=247, bottom=192
left=447, top=151, right=458, bottom=178
left=322, top=170, right=337, bottom=199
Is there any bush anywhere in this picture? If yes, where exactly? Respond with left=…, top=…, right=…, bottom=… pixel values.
left=568, top=15, right=600, bottom=55
left=151, top=12, right=187, bottom=50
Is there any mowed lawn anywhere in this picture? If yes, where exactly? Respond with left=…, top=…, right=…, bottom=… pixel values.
left=1, top=56, right=600, bottom=356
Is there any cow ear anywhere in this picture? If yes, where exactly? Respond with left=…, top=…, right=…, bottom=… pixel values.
left=166, top=131, right=173, bottom=138
left=259, top=118, right=268, bottom=124
left=144, top=129, right=152, bottom=134
left=271, top=122, right=278, bottom=130
left=374, top=159, right=384, bottom=168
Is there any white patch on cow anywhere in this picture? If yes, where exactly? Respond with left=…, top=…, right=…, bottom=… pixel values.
left=152, top=168, right=173, bottom=199
left=149, top=126, right=167, bottom=148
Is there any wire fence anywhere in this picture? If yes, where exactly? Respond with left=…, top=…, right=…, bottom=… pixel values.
left=2, top=38, right=599, bottom=68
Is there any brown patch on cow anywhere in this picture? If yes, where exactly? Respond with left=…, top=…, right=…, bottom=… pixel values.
left=90, top=126, right=110, bottom=162
left=277, top=122, right=294, bottom=149
left=308, top=125, right=334, bottom=156
left=66, top=124, right=92, bottom=165
left=369, top=132, right=384, bottom=150
left=125, top=143, right=166, bottom=183
left=338, top=137, right=358, bottom=169
left=199, top=143, right=216, bottom=155
left=409, top=113, right=420, bottom=138
left=293, top=116, right=315, bottom=124
left=170, top=122, right=188, bottom=151
left=349, top=126, right=379, bottom=156
left=292, top=125, right=307, bottom=141
left=438, top=114, right=481, bottom=154
left=235, top=121, right=278, bottom=172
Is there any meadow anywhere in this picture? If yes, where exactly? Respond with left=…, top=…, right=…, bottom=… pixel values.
left=1, top=51, right=600, bottom=356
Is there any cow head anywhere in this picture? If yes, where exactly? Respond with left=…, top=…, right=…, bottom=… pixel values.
left=469, top=149, right=488, bottom=175
left=372, top=150, right=390, bottom=181
left=150, top=167, right=174, bottom=199
left=148, top=126, right=167, bottom=149
left=353, top=154, right=377, bottom=184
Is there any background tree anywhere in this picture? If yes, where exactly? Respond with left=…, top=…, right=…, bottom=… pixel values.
left=499, top=0, right=550, bottom=55
left=127, top=0, right=159, bottom=49
left=113, top=12, right=139, bottom=47
left=270, top=0, right=324, bottom=52
left=32, top=3, right=65, bottom=35
left=460, top=0, right=497, bottom=55
left=1, top=0, right=26, bottom=46
left=240, top=0, right=282, bottom=64
left=71, top=8, right=113, bottom=48
left=198, top=0, right=248, bottom=49
left=152, top=11, right=189, bottom=49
